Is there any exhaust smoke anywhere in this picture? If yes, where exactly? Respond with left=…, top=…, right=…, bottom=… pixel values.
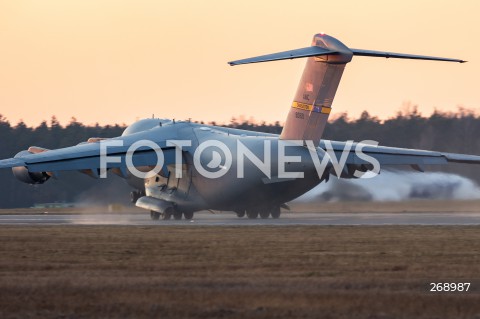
left=296, top=171, right=480, bottom=202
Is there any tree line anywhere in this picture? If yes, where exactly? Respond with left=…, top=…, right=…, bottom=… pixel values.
left=1, top=108, right=480, bottom=208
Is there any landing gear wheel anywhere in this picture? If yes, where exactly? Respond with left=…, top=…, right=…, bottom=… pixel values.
left=246, top=210, right=258, bottom=219
left=162, top=213, right=172, bottom=220
left=162, top=209, right=172, bottom=220
left=271, top=206, right=281, bottom=219
left=183, top=212, right=194, bottom=220
left=150, top=211, right=160, bottom=220
left=173, top=211, right=182, bottom=220
left=259, top=211, right=270, bottom=219
left=236, top=210, right=246, bottom=218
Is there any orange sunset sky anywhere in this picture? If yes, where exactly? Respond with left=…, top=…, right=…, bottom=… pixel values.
left=0, top=0, right=479, bottom=126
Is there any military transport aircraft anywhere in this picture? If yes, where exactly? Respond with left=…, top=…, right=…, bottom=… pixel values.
left=0, top=33, right=478, bottom=220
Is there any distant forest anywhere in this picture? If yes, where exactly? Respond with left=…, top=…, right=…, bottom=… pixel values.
left=1, top=107, right=480, bottom=208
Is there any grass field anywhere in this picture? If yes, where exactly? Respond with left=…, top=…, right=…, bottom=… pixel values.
left=0, top=225, right=479, bottom=318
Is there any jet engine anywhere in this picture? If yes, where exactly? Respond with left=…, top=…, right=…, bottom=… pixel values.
left=11, top=150, right=50, bottom=184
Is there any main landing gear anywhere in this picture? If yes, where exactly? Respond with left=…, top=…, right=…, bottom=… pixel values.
left=150, top=210, right=194, bottom=221
left=237, top=206, right=281, bottom=219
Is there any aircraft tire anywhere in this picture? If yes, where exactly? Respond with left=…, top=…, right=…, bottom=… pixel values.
left=236, top=210, right=246, bottom=218
left=246, top=210, right=258, bottom=219
left=150, top=211, right=160, bottom=220
left=173, top=211, right=182, bottom=220
left=271, top=207, right=281, bottom=219
left=162, top=208, right=173, bottom=220
left=183, top=212, right=194, bottom=220
left=259, top=211, right=270, bottom=219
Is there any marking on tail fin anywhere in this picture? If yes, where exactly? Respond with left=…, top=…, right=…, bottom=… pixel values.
left=292, top=101, right=313, bottom=111
left=312, top=106, right=332, bottom=114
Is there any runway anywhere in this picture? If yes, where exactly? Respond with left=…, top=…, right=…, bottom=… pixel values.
left=1, top=211, right=480, bottom=226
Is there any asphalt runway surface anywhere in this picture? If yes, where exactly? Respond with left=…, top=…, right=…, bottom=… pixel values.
left=1, top=211, right=480, bottom=226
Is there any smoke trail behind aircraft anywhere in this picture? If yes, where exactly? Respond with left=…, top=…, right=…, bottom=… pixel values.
left=296, top=171, right=480, bottom=202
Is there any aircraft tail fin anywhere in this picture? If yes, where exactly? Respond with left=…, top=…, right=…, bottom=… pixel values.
left=228, top=34, right=465, bottom=146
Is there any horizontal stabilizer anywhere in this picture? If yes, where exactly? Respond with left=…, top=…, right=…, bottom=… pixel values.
left=351, top=49, right=466, bottom=63
left=228, top=46, right=337, bottom=66
left=442, top=152, right=480, bottom=164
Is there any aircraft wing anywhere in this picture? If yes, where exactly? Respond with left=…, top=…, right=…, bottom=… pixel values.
left=322, top=140, right=480, bottom=169
left=2, top=132, right=480, bottom=177
left=0, top=158, right=26, bottom=168
left=0, top=135, right=176, bottom=176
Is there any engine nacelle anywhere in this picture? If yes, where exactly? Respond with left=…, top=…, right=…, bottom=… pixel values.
left=12, top=150, right=50, bottom=184
left=12, top=166, right=50, bottom=184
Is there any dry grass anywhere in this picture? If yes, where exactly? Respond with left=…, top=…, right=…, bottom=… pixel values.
left=0, top=225, right=479, bottom=319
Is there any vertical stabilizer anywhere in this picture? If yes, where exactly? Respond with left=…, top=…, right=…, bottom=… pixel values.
left=228, top=33, right=465, bottom=146
left=229, top=33, right=353, bottom=146
left=279, top=34, right=352, bottom=145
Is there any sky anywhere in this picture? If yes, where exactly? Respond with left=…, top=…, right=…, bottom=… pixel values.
left=0, top=0, right=479, bottom=126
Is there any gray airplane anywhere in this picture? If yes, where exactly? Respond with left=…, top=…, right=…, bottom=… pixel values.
left=0, top=33, right=478, bottom=220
